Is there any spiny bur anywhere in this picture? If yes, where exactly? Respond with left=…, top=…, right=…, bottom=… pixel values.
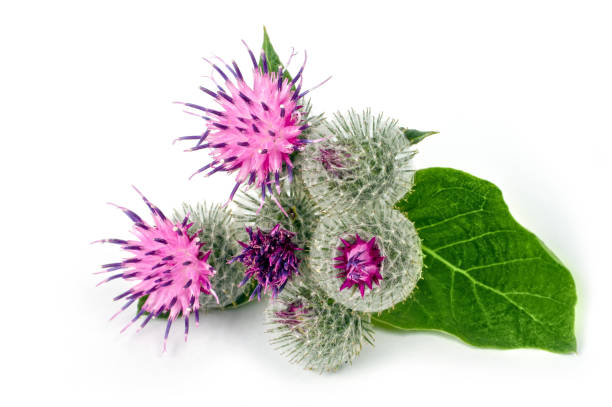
left=299, top=109, right=416, bottom=213
left=309, top=205, right=423, bottom=312
left=266, top=282, right=374, bottom=373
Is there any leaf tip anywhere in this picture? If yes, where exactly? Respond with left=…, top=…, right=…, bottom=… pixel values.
left=400, top=128, right=440, bottom=145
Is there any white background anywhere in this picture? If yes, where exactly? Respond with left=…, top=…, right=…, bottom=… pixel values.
left=2, top=1, right=611, bottom=406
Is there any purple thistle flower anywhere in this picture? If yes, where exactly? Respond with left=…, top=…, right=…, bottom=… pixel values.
left=230, top=224, right=301, bottom=300
left=334, top=234, right=385, bottom=297
left=176, top=41, right=330, bottom=214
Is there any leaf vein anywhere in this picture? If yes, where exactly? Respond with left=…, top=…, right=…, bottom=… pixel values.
left=416, top=208, right=485, bottom=231
left=432, top=229, right=518, bottom=251
left=471, top=281, right=492, bottom=328
left=504, top=291, right=564, bottom=304
left=464, top=257, right=541, bottom=272
left=423, top=245, right=548, bottom=326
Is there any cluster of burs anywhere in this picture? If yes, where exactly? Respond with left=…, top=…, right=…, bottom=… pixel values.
left=186, top=110, right=423, bottom=372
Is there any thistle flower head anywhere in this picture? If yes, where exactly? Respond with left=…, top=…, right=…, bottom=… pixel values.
left=95, top=188, right=217, bottom=351
left=309, top=206, right=422, bottom=312
left=266, top=283, right=374, bottom=373
left=177, top=42, right=328, bottom=212
left=299, top=109, right=416, bottom=212
left=335, top=234, right=384, bottom=297
left=230, top=224, right=301, bottom=300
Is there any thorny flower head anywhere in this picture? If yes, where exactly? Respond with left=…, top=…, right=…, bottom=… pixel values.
left=176, top=41, right=329, bottom=215
left=229, top=224, right=301, bottom=300
left=94, top=187, right=217, bottom=351
left=334, top=234, right=384, bottom=297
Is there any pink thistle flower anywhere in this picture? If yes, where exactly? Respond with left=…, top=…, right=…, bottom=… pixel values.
left=94, top=187, right=217, bottom=351
left=229, top=224, right=301, bottom=300
left=175, top=41, right=330, bottom=214
left=334, top=234, right=385, bottom=297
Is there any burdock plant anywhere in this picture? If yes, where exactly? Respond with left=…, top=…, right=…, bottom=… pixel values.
left=94, top=29, right=577, bottom=373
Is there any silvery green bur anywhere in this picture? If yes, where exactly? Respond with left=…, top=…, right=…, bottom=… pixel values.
left=173, top=203, right=248, bottom=309
left=266, top=282, right=374, bottom=373
left=309, top=205, right=423, bottom=313
left=299, top=109, right=416, bottom=213
left=234, top=180, right=320, bottom=254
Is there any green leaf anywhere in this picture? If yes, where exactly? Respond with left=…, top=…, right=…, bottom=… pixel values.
left=400, top=127, right=438, bottom=145
left=374, top=167, right=577, bottom=353
left=260, top=26, right=292, bottom=82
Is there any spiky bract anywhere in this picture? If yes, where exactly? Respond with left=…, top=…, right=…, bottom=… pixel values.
left=266, top=283, right=374, bottom=372
left=299, top=110, right=415, bottom=212
left=309, top=206, right=422, bottom=312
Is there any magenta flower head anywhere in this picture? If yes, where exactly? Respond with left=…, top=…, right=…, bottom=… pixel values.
left=175, top=41, right=329, bottom=214
left=94, top=187, right=217, bottom=351
left=230, top=224, right=301, bottom=300
left=334, top=234, right=385, bottom=297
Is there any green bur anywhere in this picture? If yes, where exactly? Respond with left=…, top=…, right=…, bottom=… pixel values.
left=299, top=109, right=416, bottom=214
left=308, top=205, right=423, bottom=313
left=265, top=282, right=374, bottom=373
